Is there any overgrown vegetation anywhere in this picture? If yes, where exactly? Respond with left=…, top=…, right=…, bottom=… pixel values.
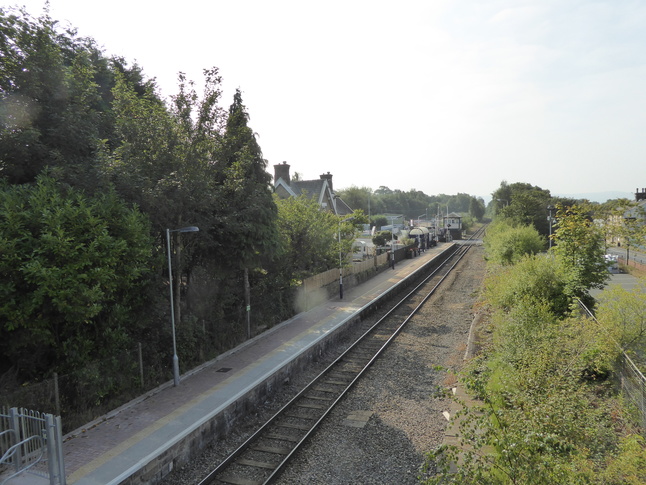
left=422, top=201, right=646, bottom=484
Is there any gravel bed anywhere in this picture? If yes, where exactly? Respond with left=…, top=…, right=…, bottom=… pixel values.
left=162, top=245, right=486, bottom=485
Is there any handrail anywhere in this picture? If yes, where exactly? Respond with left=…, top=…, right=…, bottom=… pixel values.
left=0, top=435, right=44, bottom=485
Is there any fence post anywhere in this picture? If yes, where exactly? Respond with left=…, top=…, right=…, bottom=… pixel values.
left=45, top=413, right=67, bottom=485
left=138, top=342, right=144, bottom=389
left=54, top=415, right=66, bottom=485
left=9, top=407, right=21, bottom=472
left=54, top=373, right=61, bottom=417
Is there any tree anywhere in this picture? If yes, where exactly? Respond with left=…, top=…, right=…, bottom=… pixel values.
left=334, top=186, right=373, bottom=215
left=216, top=89, right=279, bottom=269
left=469, top=196, right=485, bottom=222
left=372, top=230, right=393, bottom=247
left=492, top=181, right=552, bottom=235
left=0, top=8, right=152, bottom=190
left=551, top=204, right=609, bottom=303
left=274, top=195, right=339, bottom=279
left=0, top=176, right=153, bottom=377
left=216, top=89, right=280, bottom=337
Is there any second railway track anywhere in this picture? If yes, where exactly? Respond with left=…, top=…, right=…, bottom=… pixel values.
left=197, top=228, right=485, bottom=485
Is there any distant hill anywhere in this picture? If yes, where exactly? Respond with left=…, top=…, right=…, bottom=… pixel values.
left=554, top=191, right=634, bottom=203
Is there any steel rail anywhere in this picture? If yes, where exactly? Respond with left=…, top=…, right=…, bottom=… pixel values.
left=198, top=227, right=485, bottom=485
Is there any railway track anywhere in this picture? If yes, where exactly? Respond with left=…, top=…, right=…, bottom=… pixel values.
left=198, top=228, right=485, bottom=485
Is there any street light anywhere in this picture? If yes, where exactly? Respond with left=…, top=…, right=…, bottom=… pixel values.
left=166, top=225, right=199, bottom=386
left=547, top=205, right=554, bottom=249
left=338, top=216, right=354, bottom=299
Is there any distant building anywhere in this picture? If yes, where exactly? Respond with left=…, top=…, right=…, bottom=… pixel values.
left=627, top=187, right=646, bottom=222
left=273, top=162, right=353, bottom=216
left=443, top=212, right=463, bottom=240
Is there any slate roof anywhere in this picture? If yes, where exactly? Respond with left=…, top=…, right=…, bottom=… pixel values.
left=273, top=163, right=353, bottom=216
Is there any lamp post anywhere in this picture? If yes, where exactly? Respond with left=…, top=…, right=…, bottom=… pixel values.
left=338, top=216, right=354, bottom=299
left=166, top=225, right=199, bottom=386
left=547, top=205, right=554, bottom=249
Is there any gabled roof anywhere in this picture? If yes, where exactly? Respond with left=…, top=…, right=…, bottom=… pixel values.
left=334, top=196, right=353, bottom=216
left=273, top=162, right=353, bottom=216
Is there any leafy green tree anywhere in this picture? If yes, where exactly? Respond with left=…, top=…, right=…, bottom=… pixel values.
left=551, top=204, right=608, bottom=302
left=274, top=195, right=339, bottom=280
left=216, top=89, right=279, bottom=269
left=0, top=8, right=152, bottom=190
left=0, top=176, right=153, bottom=377
left=1, top=8, right=98, bottom=183
left=334, top=186, right=373, bottom=214
left=372, top=231, right=392, bottom=247
left=469, top=196, right=485, bottom=221
left=492, top=181, right=552, bottom=235
left=216, top=89, right=281, bottom=337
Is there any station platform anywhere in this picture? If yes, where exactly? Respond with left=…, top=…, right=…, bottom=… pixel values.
left=36, top=243, right=454, bottom=485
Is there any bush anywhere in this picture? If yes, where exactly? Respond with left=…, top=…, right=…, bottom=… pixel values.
left=485, top=254, right=570, bottom=317
left=0, top=176, right=154, bottom=378
left=484, top=221, right=545, bottom=265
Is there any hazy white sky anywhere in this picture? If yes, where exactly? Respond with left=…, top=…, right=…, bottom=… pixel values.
left=12, top=0, right=646, bottom=200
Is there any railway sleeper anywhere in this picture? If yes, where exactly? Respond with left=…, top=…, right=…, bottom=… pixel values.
left=217, top=474, right=264, bottom=485
left=275, top=422, right=311, bottom=431
left=303, top=394, right=332, bottom=401
left=250, top=444, right=291, bottom=455
left=265, top=433, right=300, bottom=442
left=312, top=385, right=338, bottom=393
left=284, top=412, right=317, bottom=420
left=322, top=379, right=351, bottom=385
left=294, top=402, right=328, bottom=410
left=235, top=458, right=276, bottom=470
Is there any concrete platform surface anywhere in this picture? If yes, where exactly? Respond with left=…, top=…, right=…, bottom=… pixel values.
left=11, top=244, right=453, bottom=485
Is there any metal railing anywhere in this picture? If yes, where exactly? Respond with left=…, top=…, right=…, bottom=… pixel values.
left=0, top=407, right=66, bottom=485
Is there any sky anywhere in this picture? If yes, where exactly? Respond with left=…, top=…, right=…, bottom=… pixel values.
left=10, top=0, right=646, bottom=201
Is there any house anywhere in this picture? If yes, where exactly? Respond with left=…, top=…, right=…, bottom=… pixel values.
left=625, top=187, right=646, bottom=227
left=273, top=162, right=353, bottom=216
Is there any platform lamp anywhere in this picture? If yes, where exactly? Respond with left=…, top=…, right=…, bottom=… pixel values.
left=338, top=216, right=355, bottom=299
left=166, top=226, right=199, bottom=386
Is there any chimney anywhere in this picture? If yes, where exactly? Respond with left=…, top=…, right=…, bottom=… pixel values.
left=320, top=172, right=333, bottom=192
left=274, top=161, right=290, bottom=185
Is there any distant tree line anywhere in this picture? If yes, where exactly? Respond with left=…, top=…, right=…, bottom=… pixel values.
left=335, top=186, right=486, bottom=225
